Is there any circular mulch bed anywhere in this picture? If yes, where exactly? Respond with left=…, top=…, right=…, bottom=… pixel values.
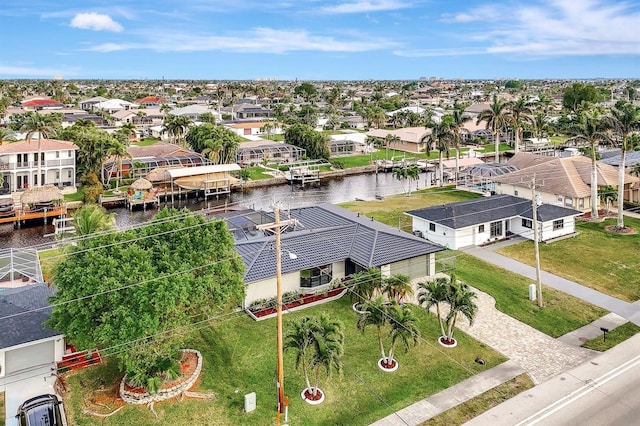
left=438, top=336, right=458, bottom=348
left=301, top=387, right=325, bottom=405
left=604, top=225, right=637, bottom=235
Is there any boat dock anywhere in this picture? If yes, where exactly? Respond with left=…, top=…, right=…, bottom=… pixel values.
left=0, top=205, right=68, bottom=229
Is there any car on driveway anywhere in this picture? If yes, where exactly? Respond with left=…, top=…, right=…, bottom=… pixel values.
left=16, top=394, right=66, bottom=426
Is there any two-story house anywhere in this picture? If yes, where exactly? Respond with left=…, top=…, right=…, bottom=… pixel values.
left=0, top=139, right=79, bottom=192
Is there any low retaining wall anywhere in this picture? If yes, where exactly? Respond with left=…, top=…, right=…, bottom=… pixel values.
left=119, top=349, right=203, bottom=405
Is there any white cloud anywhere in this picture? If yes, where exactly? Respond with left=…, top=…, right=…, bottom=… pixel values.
left=321, top=0, right=411, bottom=14
left=70, top=12, right=123, bottom=32
left=435, top=0, right=640, bottom=57
left=0, top=64, right=77, bottom=77
left=87, top=27, right=399, bottom=53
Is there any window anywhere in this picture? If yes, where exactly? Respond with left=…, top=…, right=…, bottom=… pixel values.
left=553, top=219, right=564, bottom=230
left=490, top=221, right=502, bottom=238
left=429, top=223, right=436, bottom=232
left=300, top=264, right=332, bottom=288
left=55, top=151, right=60, bottom=159
left=68, top=150, right=73, bottom=157
left=522, top=218, right=532, bottom=229
left=68, top=170, right=72, bottom=178
left=557, top=195, right=563, bottom=203
left=579, top=198, right=584, bottom=208
left=565, top=197, right=573, bottom=207
left=514, top=190, right=518, bottom=196
left=55, top=171, right=60, bottom=180
left=478, top=224, right=485, bottom=233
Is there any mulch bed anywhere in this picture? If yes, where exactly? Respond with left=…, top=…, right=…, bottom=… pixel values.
left=123, top=351, right=198, bottom=394
left=250, top=288, right=344, bottom=318
left=439, top=337, right=456, bottom=346
left=303, top=388, right=324, bottom=401
left=604, top=225, right=637, bottom=235
left=379, top=359, right=397, bottom=369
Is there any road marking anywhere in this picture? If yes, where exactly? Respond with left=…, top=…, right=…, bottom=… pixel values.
left=515, top=354, right=640, bottom=426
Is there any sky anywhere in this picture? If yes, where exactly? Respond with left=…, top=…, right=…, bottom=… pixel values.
left=1, top=0, right=639, bottom=80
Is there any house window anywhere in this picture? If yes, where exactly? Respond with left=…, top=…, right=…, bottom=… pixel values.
left=55, top=151, right=60, bottom=159
left=55, top=171, right=60, bottom=180
left=68, top=150, right=72, bottom=157
left=490, top=221, right=502, bottom=238
left=300, top=264, right=332, bottom=288
left=68, top=170, right=72, bottom=178
left=478, top=224, right=485, bottom=233
left=553, top=219, right=564, bottom=230
left=514, top=190, right=518, bottom=196
left=557, top=195, right=563, bottom=203
left=429, top=223, right=436, bottom=232
left=522, top=218, right=532, bottom=228
left=565, top=197, right=573, bottom=207
left=579, top=198, right=584, bottom=208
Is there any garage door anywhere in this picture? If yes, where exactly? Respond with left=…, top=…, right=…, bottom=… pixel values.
left=5, top=341, right=55, bottom=375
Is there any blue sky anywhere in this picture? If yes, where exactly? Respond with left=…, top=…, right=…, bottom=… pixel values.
left=1, top=0, right=639, bottom=80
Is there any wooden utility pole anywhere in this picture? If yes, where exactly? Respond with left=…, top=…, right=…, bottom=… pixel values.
left=256, top=203, right=297, bottom=425
left=530, top=173, right=544, bottom=308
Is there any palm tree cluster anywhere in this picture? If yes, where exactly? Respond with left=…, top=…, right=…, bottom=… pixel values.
left=185, top=123, right=242, bottom=164
left=349, top=269, right=414, bottom=308
left=417, top=273, right=478, bottom=345
left=284, top=314, right=345, bottom=399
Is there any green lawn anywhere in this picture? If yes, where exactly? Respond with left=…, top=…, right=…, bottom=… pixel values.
left=582, top=322, right=640, bottom=351
left=133, top=138, right=161, bottom=147
left=244, top=166, right=277, bottom=180
left=63, top=187, right=85, bottom=202
left=496, top=217, right=640, bottom=302
left=63, top=297, right=505, bottom=426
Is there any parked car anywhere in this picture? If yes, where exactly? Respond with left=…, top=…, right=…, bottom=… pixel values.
left=16, top=394, right=66, bottom=426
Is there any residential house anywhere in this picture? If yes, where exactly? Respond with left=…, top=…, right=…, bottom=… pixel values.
left=405, top=194, right=582, bottom=249
left=225, top=121, right=282, bottom=138
left=21, top=98, right=64, bottom=111
left=235, top=140, right=305, bottom=166
left=366, top=127, right=429, bottom=154
left=93, top=99, right=137, bottom=114
left=328, top=132, right=370, bottom=157
left=233, top=103, right=272, bottom=119
left=169, top=105, right=221, bottom=122
left=0, top=139, right=78, bottom=191
left=493, top=152, right=640, bottom=210
left=79, top=96, right=109, bottom=111
left=217, top=204, right=445, bottom=307
left=134, top=96, right=167, bottom=108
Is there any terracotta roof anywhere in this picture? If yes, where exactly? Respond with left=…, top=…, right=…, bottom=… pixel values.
left=127, top=142, right=193, bottom=159
left=22, top=99, right=63, bottom=107
left=0, top=139, right=79, bottom=154
left=135, top=96, right=167, bottom=104
left=226, top=122, right=268, bottom=129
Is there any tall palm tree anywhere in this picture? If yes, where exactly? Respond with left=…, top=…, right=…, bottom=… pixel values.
left=601, top=102, right=640, bottom=229
left=417, top=276, right=450, bottom=339
left=384, top=134, right=400, bottom=160
left=509, top=96, right=533, bottom=153
left=106, top=141, right=132, bottom=190
left=450, top=107, right=472, bottom=181
left=222, top=136, right=240, bottom=164
left=566, top=109, right=606, bottom=218
left=309, top=314, right=344, bottom=398
left=382, top=274, right=414, bottom=303
left=386, top=302, right=419, bottom=367
left=72, top=203, right=116, bottom=235
left=202, top=138, right=223, bottom=164
left=444, top=282, right=478, bottom=344
left=21, top=111, right=57, bottom=187
left=422, top=117, right=455, bottom=187
left=393, top=164, right=420, bottom=196
left=284, top=316, right=317, bottom=396
left=476, top=94, right=510, bottom=162
left=120, top=122, right=137, bottom=145
left=357, top=297, right=389, bottom=363
left=349, top=268, right=380, bottom=308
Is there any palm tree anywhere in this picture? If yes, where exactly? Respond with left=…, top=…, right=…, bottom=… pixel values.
left=601, top=102, right=640, bottom=229
left=417, top=276, right=450, bottom=339
left=222, top=136, right=240, bottom=164
left=106, top=141, right=131, bottom=190
left=566, top=109, right=606, bottom=218
left=476, top=94, right=510, bottom=162
left=308, top=314, right=344, bottom=398
left=450, top=107, right=472, bottom=182
left=382, top=274, right=414, bottom=304
left=393, top=165, right=420, bottom=196
left=357, top=297, right=389, bottom=363
left=260, top=122, right=275, bottom=140
left=202, top=138, right=223, bottom=164
left=120, top=122, right=137, bottom=145
left=509, top=96, right=533, bottom=153
left=21, top=111, right=58, bottom=187
left=284, top=316, right=317, bottom=396
left=386, top=302, right=419, bottom=368
left=443, top=281, right=478, bottom=344
left=422, top=117, right=455, bottom=187
left=164, top=115, right=191, bottom=146
left=349, top=268, right=380, bottom=308
left=72, top=203, right=116, bottom=235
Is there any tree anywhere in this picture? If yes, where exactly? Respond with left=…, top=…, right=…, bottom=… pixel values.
left=450, top=106, right=472, bottom=181
left=601, top=102, right=640, bottom=229
left=164, top=115, right=191, bottom=146
left=72, top=203, right=116, bottom=235
left=422, top=116, right=455, bottom=187
left=48, top=208, right=246, bottom=393
left=348, top=268, right=381, bottom=308
left=563, top=83, right=602, bottom=113
left=443, top=281, right=478, bottom=344
left=308, top=314, right=344, bottom=398
left=598, top=185, right=617, bottom=214
left=476, top=94, right=510, bottom=162
left=294, top=82, right=318, bottom=102
left=357, top=297, right=389, bottom=363
left=417, top=276, right=449, bottom=339
left=21, top=111, right=59, bottom=187
left=509, top=96, right=533, bottom=153
left=284, top=123, right=330, bottom=160
left=566, top=109, right=606, bottom=218
left=364, top=105, right=386, bottom=129
left=386, top=302, right=419, bottom=368
left=120, top=122, right=137, bottom=145
left=393, top=164, right=420, bottom=196
left=382, top=274, right=414, bottom=303
left=284, top=316, right=317, bottom=397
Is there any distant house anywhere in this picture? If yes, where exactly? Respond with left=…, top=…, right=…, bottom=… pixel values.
left=0, top=139, right=79, bottom=191
left=21, top=98, right=64, bottom=111
left=366, top=127, right=429, bottom=154
left=235, top=140, right=304, bottom=166
left=233, top=103, right=273, bottom=119
left=405, top=194, right=583, bottom=249
left=169, top=105, right=221, bottom=122
left=134, top=96, right=167, bottom=108
left=328, top=132, right=370, bottom=156
left=225, top=121, right=282, bottom=138
left=79, top=96, right=109, bottom=111
left=93, top=99, right=137, bottom=114
left=217, top=204, right=446, bottom=307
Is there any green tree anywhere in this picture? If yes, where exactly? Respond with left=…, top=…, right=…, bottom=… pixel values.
left=386, top=302, right=419, bottom=368
left=443, top=281, right=478, bottom=344
left=349, top=267, right=382, bottom=308
left=164, top=115, right=191, bottom=146
left=284, top=316, right=317, bottom=396
left=309, top=314, right=344, bottom=398
left=294, top=82, right=318, bottom=102
left=72, top=203, right=116, bottom=235
left=393, top=165, right=420, bottom=196
left=509, top=96, right=534, bottom=153
left=48, top=208, right=245, bottom=393
left=601, top=102, right=640, bottom=229
left=21, top=111, right=59, bottom=186
left=417, top=276, right=450, bottom=339
left=562, top=83, right=602, bottom=113
left=357, top=297, right=389, bottom=363
left=476, top=94, right=510, bottom=162
left=422, top=116, right=455, bottom=187
left=382, top=274, right=414, bottom=303
left=120, top=122, right=137, bottom=145
left=284, top=123, right=330, bottom=160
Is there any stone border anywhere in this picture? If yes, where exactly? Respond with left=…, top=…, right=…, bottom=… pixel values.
left=378, top=358, right=399, bottom=372
left=438, top=337, right=458, bottom=348
left=301, top=388, right=325, bottom=405
left=119, top=349, right=203, bottom=405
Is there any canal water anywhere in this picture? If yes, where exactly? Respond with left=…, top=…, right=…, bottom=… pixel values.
left=0, top=172, right=434, bottom=249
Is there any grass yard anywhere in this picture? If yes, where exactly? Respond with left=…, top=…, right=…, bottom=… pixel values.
left=582, top=322, right=640, bottom=351
left=496, top=217, right=640, bottom=302
left=340, top=186, right=482, bottom=232
left=244, top=166, right=278, bottom=180
left=422, top=374, right=534, bottom=426
left=133, top=138, right=161, bottom=147
left=38, top=247, right=64, bottom=282
left=63, top=297, right=505, bottom=426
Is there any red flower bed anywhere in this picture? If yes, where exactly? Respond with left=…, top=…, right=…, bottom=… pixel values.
left=439, top=337, right=456, bottom=346
left=303, top=388, right=324, bottom=401
left=57, top=349, right=102, bottom=372
left=250, top=288, right=345, bottom=318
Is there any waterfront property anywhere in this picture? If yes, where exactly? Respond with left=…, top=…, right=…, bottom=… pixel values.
left=216, top=203, right=445, bottom=307
left=405, top=195, right=582, bottom=250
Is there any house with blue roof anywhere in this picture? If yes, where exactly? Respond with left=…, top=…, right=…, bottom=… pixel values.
left=405, top=195, right=583, bottom=250
left=216, top=204, right=446, bottom=307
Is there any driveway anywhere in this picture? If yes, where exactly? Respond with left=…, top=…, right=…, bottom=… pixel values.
left=1, top=363, right=58, bottom=426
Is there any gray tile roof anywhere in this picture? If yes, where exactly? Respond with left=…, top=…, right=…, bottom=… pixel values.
left=225, top=204, right=444, bottom=283
left=405, top=195, right=582, bottom=229
left=0, top=283, right=60, bottom=350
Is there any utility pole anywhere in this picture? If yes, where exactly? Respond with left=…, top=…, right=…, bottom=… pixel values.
left=256, top=203, right=297, bottom=425
left=530, top=173, right=544, bottom=308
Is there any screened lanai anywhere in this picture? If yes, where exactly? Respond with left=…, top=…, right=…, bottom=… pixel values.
left=103, top=153, right=213, bottom=180
left=457, top=162, right=519, bottom=194
left=235, top=141, right=306, bottom=166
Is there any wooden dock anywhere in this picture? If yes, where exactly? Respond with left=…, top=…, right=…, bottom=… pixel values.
left=0, top=206, right=68, bottom=228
